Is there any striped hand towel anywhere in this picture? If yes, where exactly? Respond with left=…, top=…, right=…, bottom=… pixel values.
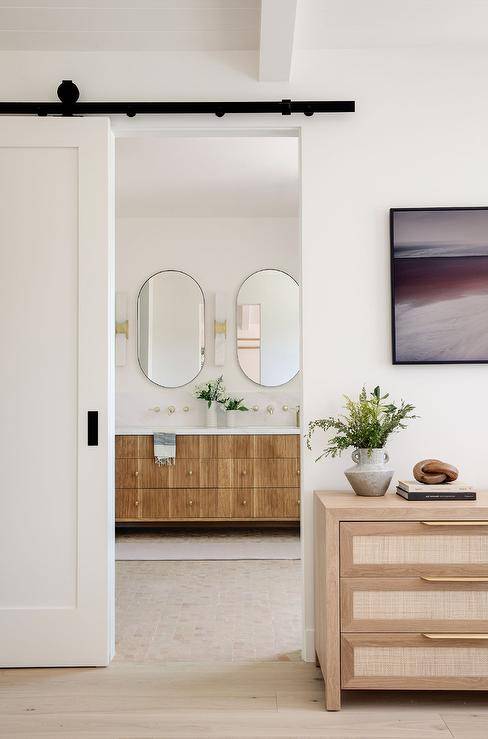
left=154, top=432, right=176, bottom=466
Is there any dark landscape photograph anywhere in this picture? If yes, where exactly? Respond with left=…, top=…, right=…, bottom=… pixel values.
left=392, top=208, right=488, bottom=362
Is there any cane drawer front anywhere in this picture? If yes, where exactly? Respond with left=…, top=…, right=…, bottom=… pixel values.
left=341, top=633, right=488, bottom=690
left=341, top=577, right=488, bottom=633
left=340, top=522, right=488, bottom=577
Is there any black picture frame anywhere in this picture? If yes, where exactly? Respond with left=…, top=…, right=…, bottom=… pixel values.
left=390, top=206, right=488, bottom=365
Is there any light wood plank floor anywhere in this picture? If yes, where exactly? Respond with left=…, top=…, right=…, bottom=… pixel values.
left=1, top=660, right=488, bottom=737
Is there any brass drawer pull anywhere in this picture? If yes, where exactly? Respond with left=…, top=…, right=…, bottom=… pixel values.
left=188, top=499, right=193, bottom=506
left=421, top=521, right=488, bottom=526
left=241, top=499, right=247, bottom=505
left=423, top=633, right=488, bottom=640
left=188, top=469, right=193, bottom=476
left=421, top=576, right=488, bottom=582
left=135, top=500, right=139, bottom=506
left=242, top=469, right=247, bottom=475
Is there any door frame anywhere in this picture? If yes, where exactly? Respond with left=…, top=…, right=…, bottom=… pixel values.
left=112, top=122, right=306, bottom=658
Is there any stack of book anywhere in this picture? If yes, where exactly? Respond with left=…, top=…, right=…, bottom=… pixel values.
left=396, top=480, right=476, bottom=501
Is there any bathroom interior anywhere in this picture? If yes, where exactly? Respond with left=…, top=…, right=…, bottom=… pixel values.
left=114, top=132, right=302, bottom=661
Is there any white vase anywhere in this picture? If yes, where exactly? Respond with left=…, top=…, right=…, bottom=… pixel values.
left=344, top=448, right=394, bottom=497
left=226, top=410, right=241, bottom=428
left=206, top=402, right=218, bottom=428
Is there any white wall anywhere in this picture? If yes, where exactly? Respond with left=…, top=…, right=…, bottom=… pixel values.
left=116, top=216, right=300, bottom=427
left=4, top=46, right=488, bottom=660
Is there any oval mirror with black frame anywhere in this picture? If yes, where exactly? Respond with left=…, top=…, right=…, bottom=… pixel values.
left=137, top=270, right=205, bottom=388
left=236, top=269, right=299, bottom=387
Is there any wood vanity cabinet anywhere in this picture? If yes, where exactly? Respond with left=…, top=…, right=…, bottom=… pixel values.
left=115, top=434, right=300, bottom=523
left=314, top=491, right=488, bottom=711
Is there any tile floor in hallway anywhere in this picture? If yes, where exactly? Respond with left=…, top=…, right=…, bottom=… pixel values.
left=115, top=559, right=302, bottom=663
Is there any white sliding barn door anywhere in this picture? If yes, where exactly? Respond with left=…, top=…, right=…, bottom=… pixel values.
left=0, top=118, right=114, bottom=666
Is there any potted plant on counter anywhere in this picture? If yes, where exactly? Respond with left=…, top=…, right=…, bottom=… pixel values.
left=221, top=396, right=249, bottom=428
left=193, top=375, right=226, bottom=427
left=307, top=386, right=417, bottom=496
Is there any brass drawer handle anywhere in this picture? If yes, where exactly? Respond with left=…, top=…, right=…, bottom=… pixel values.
left=423, top=633, right=488, bottom=640
left=188, top=499, right=193, bottom=506
left=421, top=576, right=488, bottom=582
left=421, top=521, right=488, bottom=526
left=242, top=469, right=247, bottom=475
left=135, top=470, right=139, bottom=477
left=241, top=499, right=247, bottom=505
left=135, top=500, right=139, bottom=506
left=188, top=469, right=193, bottom=476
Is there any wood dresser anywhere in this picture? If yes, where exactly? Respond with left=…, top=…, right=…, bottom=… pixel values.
left=116, top=433, right=300, bottom=523
left=314, top=491, right=488, bottom=710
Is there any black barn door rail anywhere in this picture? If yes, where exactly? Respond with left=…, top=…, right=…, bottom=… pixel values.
left=0, top=80, right=355, bottom=118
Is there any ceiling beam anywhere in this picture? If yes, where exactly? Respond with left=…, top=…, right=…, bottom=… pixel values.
left=259, top=0, right=298, bottom=82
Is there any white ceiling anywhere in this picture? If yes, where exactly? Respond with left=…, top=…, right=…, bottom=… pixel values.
left=0, top=0, right=260, bottom=51
left=0, top=0, right=487, bottom=52
left=116, top=136, right=299, bottom=218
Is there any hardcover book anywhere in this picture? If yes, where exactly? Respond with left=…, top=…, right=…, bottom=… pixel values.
left=396, top=487, right=476, bottom=501
left=397, top=479, right=475, bottom=493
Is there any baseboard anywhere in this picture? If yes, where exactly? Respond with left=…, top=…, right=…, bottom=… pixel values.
left=302, top=628, right=315, bottom=662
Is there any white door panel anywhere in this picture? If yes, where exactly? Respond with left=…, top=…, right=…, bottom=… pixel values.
left=0, top=118, right=114, bottom=666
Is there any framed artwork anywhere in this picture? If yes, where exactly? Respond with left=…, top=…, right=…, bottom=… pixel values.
left=390, top=207, right=488, bottom=364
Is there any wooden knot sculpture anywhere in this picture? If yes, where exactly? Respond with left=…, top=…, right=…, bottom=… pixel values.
left=413, top=459, right=459, bottom=485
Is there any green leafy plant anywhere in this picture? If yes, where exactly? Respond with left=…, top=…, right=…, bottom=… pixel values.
left=222, top=396, right=249, bottom=412
left=307, top=386, right=417, bottom=461
left=193, top=375, right=226, bottom=408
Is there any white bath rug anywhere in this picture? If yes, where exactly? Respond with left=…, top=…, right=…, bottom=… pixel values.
left=115, top=528, right=300, bottom=561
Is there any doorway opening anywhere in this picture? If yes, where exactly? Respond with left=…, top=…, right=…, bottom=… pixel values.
left=114, top=130, right=302, bottom=663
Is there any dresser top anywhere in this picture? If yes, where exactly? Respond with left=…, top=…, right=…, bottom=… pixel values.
left=315, top=490, right=488, bottom=519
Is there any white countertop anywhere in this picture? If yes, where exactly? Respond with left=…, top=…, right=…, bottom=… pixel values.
left=116, top=426, right=300, bottom=435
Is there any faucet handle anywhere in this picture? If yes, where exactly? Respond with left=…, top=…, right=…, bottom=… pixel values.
left=149, top=406, right=161, bottom=413
left=266, top=405, right=274, bottom=415
left=167, top=405, right=176, bottom=415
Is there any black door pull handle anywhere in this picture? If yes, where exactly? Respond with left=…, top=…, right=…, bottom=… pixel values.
left=87, top=411, right=98, bottom=446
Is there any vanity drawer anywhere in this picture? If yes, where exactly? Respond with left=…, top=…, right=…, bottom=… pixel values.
left=340, top=522, right=488, bottom=577
left=341, top=577, right=488, bottom=632
left=232, top=459, right=255, bottom=487
left=139, top=489, right=170, bottom=519
left=137, top=459, right=172, bottom=488
left=115, top=489, right=139, bottom=520
left=254, top=488, right=300, bottom=519
left=217, top=435, right=254, bottom=459
left=254, top=434, right=299, bottom=459
left=115, top=435, right=140, bottom=459
left=231, top=489, right=254, bottom=518
left=341, top=633, right=488, bottom=690
left=115, top=459, right=139, bottom=488
left=254, top=458, right=300, bottom=487
left=169, top=489, right=231, bottom=519
left=172, top=459, right=220, bottom=488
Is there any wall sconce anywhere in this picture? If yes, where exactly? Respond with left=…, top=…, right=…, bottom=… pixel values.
left=214, top=292, right=227, bottom=366
left=115, top=292, right=129, bottom=367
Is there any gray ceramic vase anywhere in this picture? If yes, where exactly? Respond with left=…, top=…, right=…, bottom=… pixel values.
left=344, top=448, right=394, bottom=496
